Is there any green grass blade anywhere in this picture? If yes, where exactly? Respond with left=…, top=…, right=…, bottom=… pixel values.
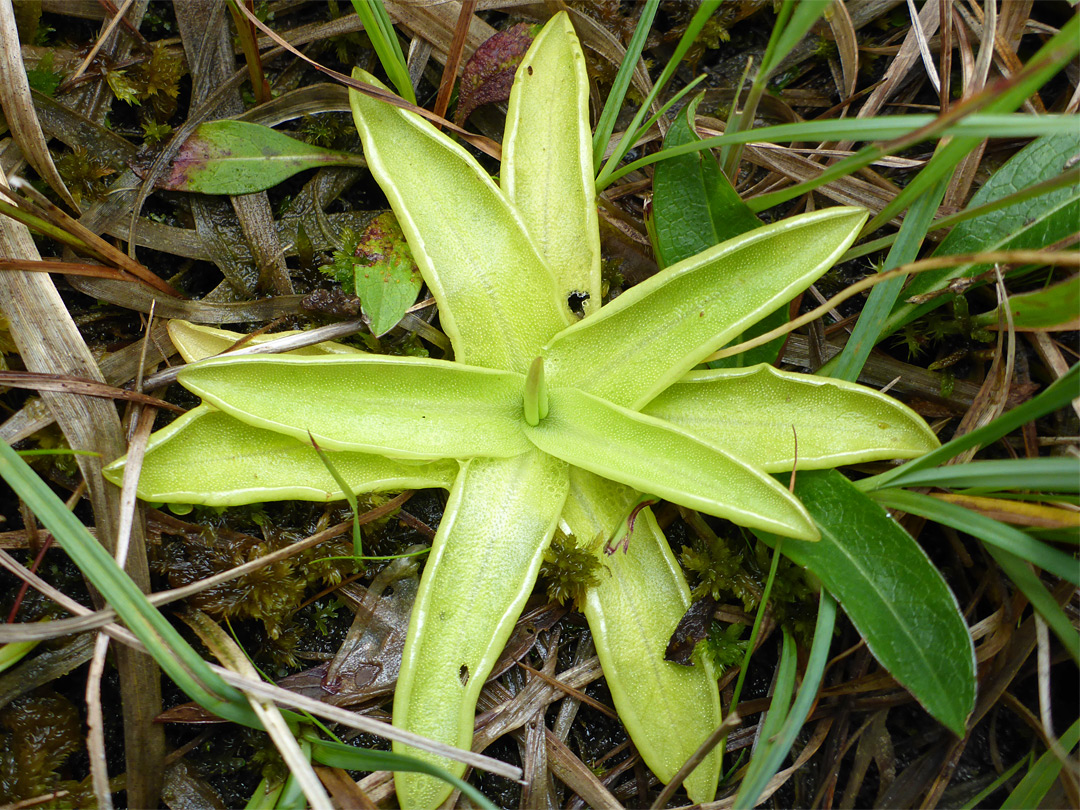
left=600, top=114, right=1079, bottom=190
left=734, top=591, right=837, bottom=808
left=1001, top=718, right=1080, bottom=808
left=986, top=543, right=1080, bottom=666
left=879, top=458, right=1080, bottom=493
left=306, top=735, right=498, bottom=810
left=872, top=489, right=1079, bottom=588
left=596, top=0, right=723, bottom=189
left=349, top=0, right=415, bottom=104
left=0, top=439, right=259, bottom=725
left=860, top=364, right=1079, bottom=490
left=591, top=0, right=659, bottom=174
left=827, top=174, right=949, bottom=382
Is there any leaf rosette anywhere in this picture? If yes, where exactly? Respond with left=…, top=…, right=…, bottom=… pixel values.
left=106, top=13, right=939, bottom=807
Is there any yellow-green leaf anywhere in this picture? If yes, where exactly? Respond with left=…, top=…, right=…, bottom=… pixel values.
left=167, top=320, right=363, bottom=363
left=103, top=405, right=457, bottom=505
left=502, top=11, right=601, bottom=318
left=525, top=386, right=818, bottom=541
left=644, top=364, right=940, bottom=472
left=349, top=69, right=568, bottom=373
left=394, top=451, right=568, bottom=809
left=563, top=469, right=722, bottom=803
left=177, top=355, right=530, bottom=459
left=543, top=207, right=867, bottom=409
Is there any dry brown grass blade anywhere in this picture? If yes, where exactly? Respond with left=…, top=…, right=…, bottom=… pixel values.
left=545, top=729, right=625, bottom=810
left=0, top=172, right=165, bottom=808
left=0, top=0, right=80, bottom=211
left=175, top=2, right=292, bottom=296
left=0, top=179, right=184, bottom=297
left=433, top=0, right=478, bottom=123
left=824, top=0, right=859, bottom=101
left=0, top=371, right=185, bottom=413
left=385, top=0, right=495, bottom=74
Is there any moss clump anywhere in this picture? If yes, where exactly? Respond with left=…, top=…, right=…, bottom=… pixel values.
left=540, top=531, right=603, bottom=607
left=0, top=690, right=94, bottom=807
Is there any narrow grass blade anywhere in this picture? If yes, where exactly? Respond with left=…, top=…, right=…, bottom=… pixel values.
left=591, top=0, right=659, bottom=174
left=878, top=458, right=1080, bottom=493
left=861, top=364, right=1079, bottom=490
left=0, top=439, right=258, bottom=725
left=306, top=735, right=498, bottom=810
left=1001, top=718, right=1080, bottom=808
left=349, top=0, right=415, bottom=104
left=872, top=489, right=1079, bottom=588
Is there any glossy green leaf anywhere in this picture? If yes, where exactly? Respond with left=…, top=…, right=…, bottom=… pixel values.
left=103, top=406, right=457, bottom=505
left=393, top=451, right=568, bottom=809
left=763, top=471, right=975, bottom=735
left=349, top=69, right=568, bottom=373
left=543, top=207, right=867, bottom=409
left=526, top=386, right=818, bottom=541
left=564, top=469, right=722, bottom=803
left=651, top=94, right=761, bottom=268
left=156, top=120, right=365, bottom=194
left=502, top=11, right=600, bottom=317
left=884, top=134, right=1080, bottom=337
left=971, top=274, right=1080, bottom=332
left=642, top=364, right=939, bottom=472
left=178, top=355, right=530, bottom=459
left=167, top=320, right=363, bottom=363
left=350, top=212, right=423, bottom=336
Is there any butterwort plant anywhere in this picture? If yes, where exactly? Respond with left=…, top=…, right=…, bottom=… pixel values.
left=107, top=13, right=939, bottom=806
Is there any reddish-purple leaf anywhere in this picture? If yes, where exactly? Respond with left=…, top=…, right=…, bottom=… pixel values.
left=455, top=23, right=535, bottom=127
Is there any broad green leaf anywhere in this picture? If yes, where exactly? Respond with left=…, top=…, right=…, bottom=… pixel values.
left=883, top=134, right=1080, bottom=337
left=177, top=355, right=530, bottom=459
left=502, top=11, right=600, bottom=317
left=103, top=406, right=457, bottom=505
left=642, top=365, right=939, bottom=472
left=543, top=207, right=867, bottom=409
left=349, top=69, right=568, bottom=373
left=167, top=320, right=362, bottom=363
left=155, top=120, right=366, bottom=194
left=564, top=469, right=722, bottom=804
left=393, top=451, right=568, bottom=809
left=651, top=94, right=761, bottom=268
left=350, top=212, right=423, bottom=336
left=971, top=274, right=1080, bottom=332
left=764, top=471, right=975, bottom=735
left=525, top=386, right=818, bottom=541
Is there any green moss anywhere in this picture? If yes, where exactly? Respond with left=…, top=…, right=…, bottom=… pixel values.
left=540, top=531, right=603, bottom=607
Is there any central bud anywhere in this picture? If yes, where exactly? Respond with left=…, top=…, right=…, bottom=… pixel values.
left=523, top=356, right=549, bottom=426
